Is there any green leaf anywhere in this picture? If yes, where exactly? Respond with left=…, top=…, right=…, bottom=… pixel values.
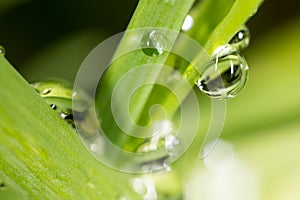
left=95, top=0, right=196, bottom=150
left=0, top=55, right=139, bottom=199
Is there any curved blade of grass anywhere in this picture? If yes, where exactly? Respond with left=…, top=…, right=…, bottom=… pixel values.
left=0, top=55, right=139, bottom=199
left=95, top=0, right=196, bottom=150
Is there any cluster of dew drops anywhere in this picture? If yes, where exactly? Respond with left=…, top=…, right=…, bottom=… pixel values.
left=140, top=14, right=251, bottom=99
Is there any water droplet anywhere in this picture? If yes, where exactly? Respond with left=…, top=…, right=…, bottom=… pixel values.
left=140, top=30, right=165, bottom=56
left=131, top=176, right=158, bottom=200
left=0, top=46, right=5, bottom=56
left=196, top=48, right=249, bottom=99
left=60, top=112, right=72, bottom=120
left=41, top=88, right=52, bottom=95
left=0, top=182, right=7, bottom=190
left=136, top=120, right=175, bottom=153
left=131, top=178, right=147, bottom=196
left=229, top=26, right=250, bottom=51
left=32, top=80, right=91, bottom=127
left=163, top=163, right=172, bottom=172
left=181, top=15, right=194, bottom=31
left=164, top=135, right=180, bottom=151
left=50, top=104, right=57, bottom=110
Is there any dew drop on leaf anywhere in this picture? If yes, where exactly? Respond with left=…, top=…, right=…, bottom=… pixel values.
left=196, top=47, right=249, bottom=99
left=50, top=104, right=57, bottom=110
left=31, top=80, right=90, bottom=126
left=41, top=88, right=52, bottom=95
left=0, top=46, right=5, bottom=56
left=0, top=182, right=7, bottom=191
left=140, top=30, right=165, bottom=56
left=229, top=26, right=250, bottom=51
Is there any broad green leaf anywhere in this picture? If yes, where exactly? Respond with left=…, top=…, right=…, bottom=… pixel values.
left=0, top=55, right=139, bottom=199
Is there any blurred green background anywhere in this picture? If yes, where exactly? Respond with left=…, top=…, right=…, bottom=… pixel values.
left=1, top=0, right=300, bottom=199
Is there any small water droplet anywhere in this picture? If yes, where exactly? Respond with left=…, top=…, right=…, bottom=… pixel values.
left=0, top=182, right=7, bottom=190
left=229, top=26, right=250, bottom=51
left=163, top=163, right=172, bottom=172
left=131, top=176, right=158, bottom=200
left=32, top=80, right=91, bottom=128
left=164, top=135, right=180, bottom=151
left=181, top=15, right=194, bottom=31
left=0, top=46, right=5, bottom=56
left=140, top=30, right=165, bottom=56
left=41, top=88, right=52, bottom=95
left=50, top=104, right=57, bottom=110
left=131, top=178, right=147, bottom=196
left=196, top=48, right=249, bottom=99
left=60, top=112, right=70, bottom=119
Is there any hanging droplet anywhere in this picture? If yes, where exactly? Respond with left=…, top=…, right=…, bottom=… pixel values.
left=181, top=15, right=194, bottom=31
left=140, top=30, right=165, bottom=56
left=196, top=50, right=249, bottom=99
left=0, top=46, right=5, bottom=56
left=229, top=26, right=250, bottom=51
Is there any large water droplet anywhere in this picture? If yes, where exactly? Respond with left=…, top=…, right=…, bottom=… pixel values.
left=0, top=46, right=5, bottom=56
left=181, top=15, right=194, bottom=31
left=140, top=30, right=165, bottom=56
left=229, top=26, right=250, bottom=51
left=196, top=49, right=249, bottom=99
